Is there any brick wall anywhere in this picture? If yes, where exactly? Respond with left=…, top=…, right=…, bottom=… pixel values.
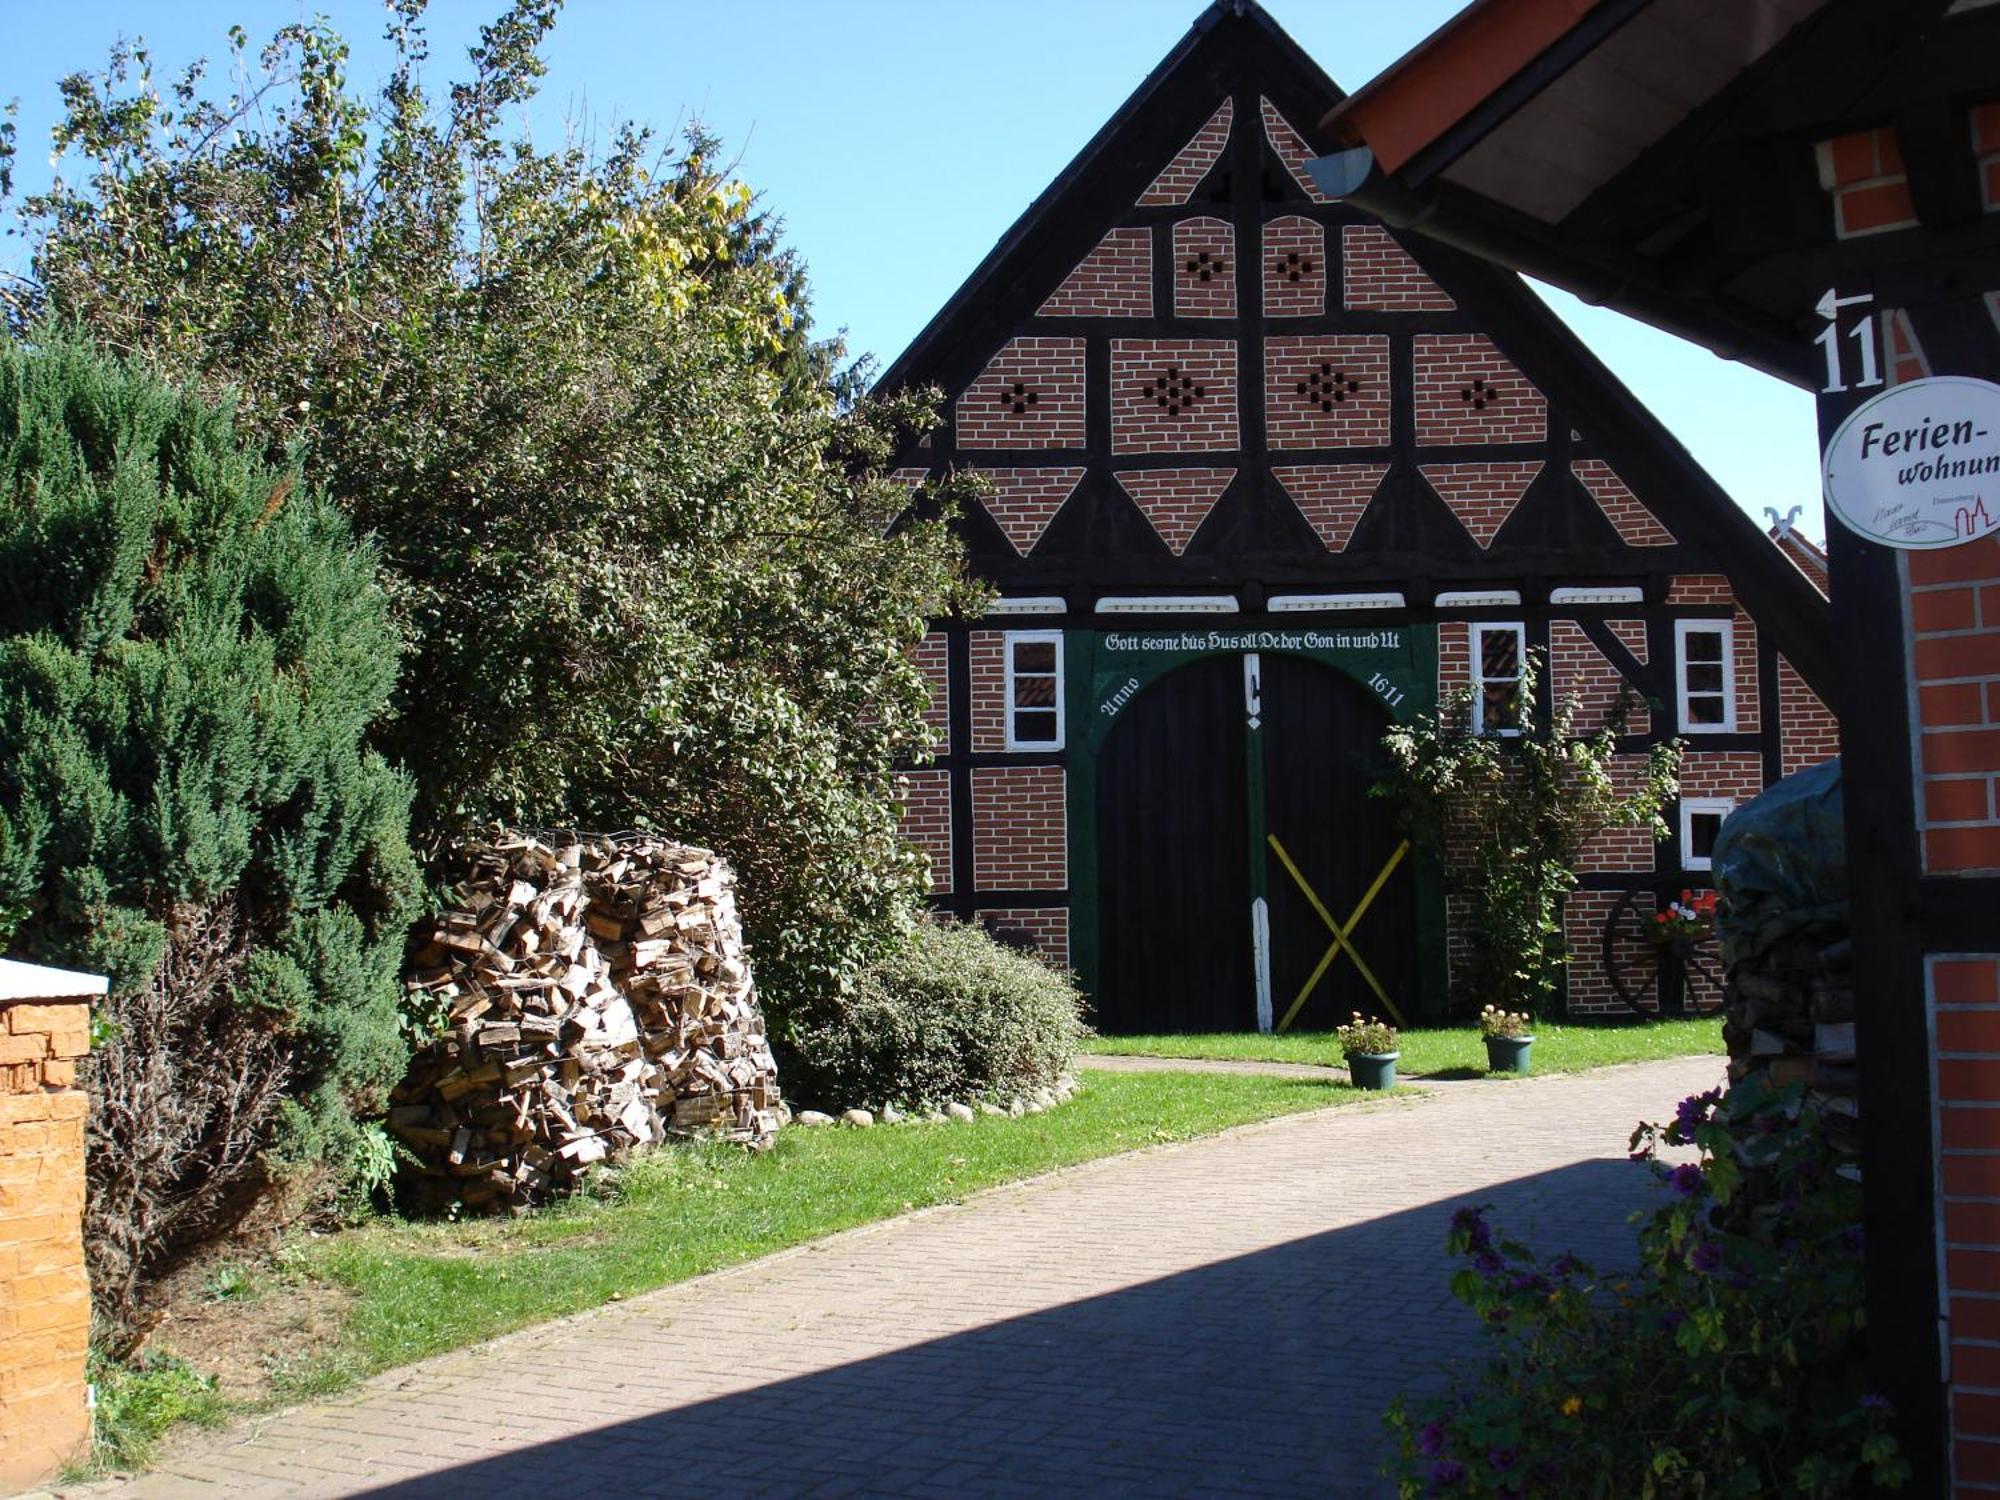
left=969, top=630, right=1009, bottom=753
left=978, top=908, right=1071, bottom=969
left=1909, top=536, right=2000, bottom=872
left=1577, top=753, right=1664, bottom=873
left=1264, top=335, right=1391, bottom=449
left=1039, top=228, right=1152, bottom=318
left=1259, top=98, right=1333, bottom=203
left=1571, top=459, right=1677, bottom=546
left=1138, top=98, right=1233, bottom=206
left=1668, top=573, right=1736, bottom=605
left=912, top=631, right=950, bottom=748
left=1930, top=952, right=2000, bottom=1494
left=1270, top=463, right=1388, bottom=551
left=1439, top=619, right=1471, bottom=696
left=1564, top=887, right=1656, bottom=1017
left=1111, top=339, right=1239, bottom=454
left=974, top=466, right=1086, bottom=557
left=1420, top=461, right=1544, bottom=548
left=1816, top=126, right=1919, bottom=238
left=1414, top=334, right=1546, bottom=445
left=0, top=979, right=95, bottom=1493
left=1341, top=224, right=1455, bottom=312
left=1679, top=749, right=1765, bottom=804
left=1113, top=468, right=1238, bottom=556
left=1173, top=217, right=1237, bottom=319
left=972, top=767, right=1068, bottom=889
left=956, top=337, right=1087, bottom=450
left=1778, top=654, right=1841, bottom=776
left=898, top=770, right=953, bottom=895
left=1551, top=619, right=1650, bottom=735
left=1262, top=215, right=1325, bottom=318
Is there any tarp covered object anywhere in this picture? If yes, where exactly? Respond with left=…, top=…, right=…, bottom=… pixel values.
left=1710, top=758, right=1846, bottom=967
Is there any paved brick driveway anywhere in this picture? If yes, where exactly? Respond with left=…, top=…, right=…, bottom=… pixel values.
left=87, top=1056, right=1720, bottom=1499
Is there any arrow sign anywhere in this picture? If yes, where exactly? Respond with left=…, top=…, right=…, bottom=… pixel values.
left=1816, top=287, right=1874, bottom=321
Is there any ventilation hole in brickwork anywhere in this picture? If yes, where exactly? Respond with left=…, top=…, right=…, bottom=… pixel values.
left=995, top=380, right=1042, bottom=417
left=1460, top=377, right=1503, bottom=412
left=1141, top=366, right=1205, bottom=418
left=1274, top=251, right=1315, bottom=283
left=1184, top=249, right=1226, bottom=284
left=1296, top=363, right=1361, bottom=413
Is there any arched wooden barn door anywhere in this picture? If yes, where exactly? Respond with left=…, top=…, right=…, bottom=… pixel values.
left=1094, top=655, right=1253, bottom=1033
left=1258, top=655, right=1415, bottom=1033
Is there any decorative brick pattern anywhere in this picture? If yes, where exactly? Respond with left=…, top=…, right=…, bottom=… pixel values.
left=975, top=466, right=1086, bottom=557
left=1680, top=750, right=1765, bottom=804
left=1909, top=536, right=2000, bottom=873
left=1564, top=888, right=1656, bottom=1017
left=1259, top=98, right=1333, bottom=204
left=1578, top=754, right=1664, bottom=873
left=0, top=995, right=92, bottom=1492
left=1551, top=620, right=1649, bottom=735
left=1341, top=224, right=1455, bottom=312
left=898, top=770, right=953, bottom=895
left=1039, top=229, right=1153, bottom=318
left=956, top=337, right=1086, bottom=450
left=1173, top=217, right=1237, bottom=319
left=972, top=766, right=1068, bottom=890
left=1111, top=338, right=1239, bottom=454
left=1419, top=461, right=1544, bottom=549
left=1978, top=102, right=2000, bottom=212
left=1414, top=334, right=1546, bottom=446
left=1262, top=216, right=1325, bottom=318
left=978, top=907, right=1071, bottom=969
left=1816, top=126, right=1918, bottom=238
left=912, top=630, right=950, bottom=747
left=1571, top=459, right=1676, bottom=547
left=1138, top=98, right=1233, bottom=206
left=1113, top=468, right=1237, bottom=556
left=1438, top=619, right=1471, bottom=697
left=1668, top=574, right=1734, bottom=605
left=1264, top=335, right=1391, bottom=449
left=1270, top=464, right=1388, bottom=552
left=1778, top=655, right=1840, bottom=776
left=970, top=630, right=1009, bottom=753
left=1732, top=609, right=1762, bottom=734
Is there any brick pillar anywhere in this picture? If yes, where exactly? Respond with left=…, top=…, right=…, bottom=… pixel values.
left=0, top=960, right=102, bottom=1491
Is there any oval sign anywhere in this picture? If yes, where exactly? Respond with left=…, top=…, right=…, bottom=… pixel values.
left=1822, top=375, right=2000, bottom=548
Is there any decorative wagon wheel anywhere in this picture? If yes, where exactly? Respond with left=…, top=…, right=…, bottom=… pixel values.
left=1600, top=883, right=1727, bottom=1018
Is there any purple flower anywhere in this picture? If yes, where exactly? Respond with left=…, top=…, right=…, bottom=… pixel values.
left=1669, top=1163, right=1703, bottom=1197
left=1474, top=1249, right=1504, bottom=1275
left=1452, top=1206, right=1493, bottom=1249
left=1860, top=1393, right=1892, bottom=1412
left=1429, top=1457, right=1468, bottom=1488
left=1416, top=1420, right=1447, bottom=1457
left=1841, top=1225, right=1864, bottom=1257
left=1487, top=1446, right=1517, bottom=1471
left=1549, top=1253, right=1579, bottom=1279
left=1690, top=1239, right=1724, bottom=1275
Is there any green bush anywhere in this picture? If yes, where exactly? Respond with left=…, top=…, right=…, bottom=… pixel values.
left=1384, top=1074, right=1908, bottom=1497
left=82, top=1351, right=225, bottom=1474
left=0, top=335, right=419, bottom=1351
left=784, top=917, right=1087, bottom=1109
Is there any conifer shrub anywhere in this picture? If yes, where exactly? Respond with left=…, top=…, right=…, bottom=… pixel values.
left=784, top=917, right=1086, bottom=1110
left=0, top=336, right=419, bottom=1350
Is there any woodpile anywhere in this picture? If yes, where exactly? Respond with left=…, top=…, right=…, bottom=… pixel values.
left=1724, top=933, right=1858, bottom=1157
left=389, top=831, right=783, bottom=1213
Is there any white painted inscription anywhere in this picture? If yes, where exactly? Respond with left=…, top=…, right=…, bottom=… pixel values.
left=1822, top=376, right=2000, bottom=549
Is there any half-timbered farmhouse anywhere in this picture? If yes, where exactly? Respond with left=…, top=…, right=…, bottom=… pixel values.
left=879, top=0, right=1837, bottom=1033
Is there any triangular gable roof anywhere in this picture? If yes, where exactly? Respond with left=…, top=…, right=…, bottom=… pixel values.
left=874, top=0, right=1834, bottom=700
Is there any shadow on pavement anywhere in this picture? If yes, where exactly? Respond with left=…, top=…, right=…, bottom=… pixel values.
left=354, top=1157, right=1664, bottom=1499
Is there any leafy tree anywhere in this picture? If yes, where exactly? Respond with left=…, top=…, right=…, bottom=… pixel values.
left=1374, top=653, right=1681, bottom=1019
left=0, top=335, right=419, bottom=1347
left=2, top=4, right=982, bottom=1021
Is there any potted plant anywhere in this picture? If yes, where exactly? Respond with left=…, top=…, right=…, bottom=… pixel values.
left=1337, top=1012, right=1400, bottom=1090
left=1479, top=1004, right=1535, bottom=1074
left=1648, top=887, right=1719, bottom=959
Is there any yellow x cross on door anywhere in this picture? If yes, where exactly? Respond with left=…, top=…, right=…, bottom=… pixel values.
left=1265, top=835, right=1409, bottom=1033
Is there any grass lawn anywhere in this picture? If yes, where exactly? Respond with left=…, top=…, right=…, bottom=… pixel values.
left=104, top=1067, right=1387, bottom=1470
left=1083, top=1017, right=1723, bottom=1078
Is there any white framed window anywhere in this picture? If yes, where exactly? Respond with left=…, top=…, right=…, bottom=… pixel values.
left=1679, top=798, right=1735, bottom=871
left=1003, top=631, right=1064, bottom=750
left=1675, top=619, right=1736, bottom=732
left=1470, top=623, right=1526, bottom=736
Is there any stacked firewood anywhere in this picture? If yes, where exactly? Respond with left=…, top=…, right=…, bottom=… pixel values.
left=1724, top=933, right=1858, bottom=1157
left=389, top=830, right=784, bottom=1212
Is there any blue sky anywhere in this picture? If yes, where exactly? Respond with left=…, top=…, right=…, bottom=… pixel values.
left=2, top=0, right=1822, bottom=537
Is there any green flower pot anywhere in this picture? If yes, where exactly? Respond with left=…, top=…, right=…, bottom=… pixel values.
left=1485, top=1035, right=1534, bottom=1074
left=1347, top=1051, right=1399, bottom=1090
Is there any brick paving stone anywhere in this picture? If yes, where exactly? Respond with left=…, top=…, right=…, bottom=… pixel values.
left=74, top=1057, right=1721, bottom=1499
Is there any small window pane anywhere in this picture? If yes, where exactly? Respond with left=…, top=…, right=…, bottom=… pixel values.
left=1690, top=813, right=1723, bottom=861
left=1686, top=664, right=1725, bottom=694
left=1482, top=684, right=1520, bottom=731
left=1479, top=631, right=1520, bottom=679
left=1013, top=641, right=1057, bottom=672
left=1687, top=695, right=1726, bottom=726
left=1014, top=676, right=1057, bottom=708
left=1013, top=709, right=1058, bottom=744
left=1684, top=629, right=1724, bottom=664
